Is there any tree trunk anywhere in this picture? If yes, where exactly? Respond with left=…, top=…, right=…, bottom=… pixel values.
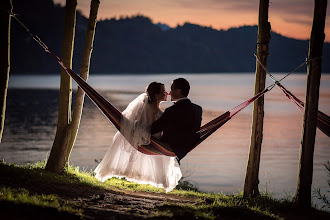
left=295, top=0, right=327, bottom=210
left=46, top=0, right=100, bottom=172
left=64, top=0, right=100, bottom=164
left=46, top=0, right=77, bottom=173
left=0, top=0, right=12, bottom=143
left=243, top=0, right=271, bottom=197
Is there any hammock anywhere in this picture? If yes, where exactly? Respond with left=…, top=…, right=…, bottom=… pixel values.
left=276, top=82, right=330, bottom=137
left=63, top=63, right=272, bottom=156
left=255, top=55, right=330, bottom=137
left=11, top=14, right=274, bottom=156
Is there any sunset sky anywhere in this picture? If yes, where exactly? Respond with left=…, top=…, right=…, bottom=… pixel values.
left=53, top=0, right=330, bottom=42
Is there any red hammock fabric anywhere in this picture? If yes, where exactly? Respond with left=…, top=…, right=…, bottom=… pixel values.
left=13, top=13, right=328, bottom=158
left=25, top=37, right=271, bottom=156
left=253, top=54, right=330, bottom=138
left=63, top=65, right=270, bottom=156
left=14, top=16, right=271, bottom=156
left=277, top=82, right=330, bottom=137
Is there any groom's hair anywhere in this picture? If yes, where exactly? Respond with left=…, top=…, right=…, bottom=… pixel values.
left=173, top=78, right=190, bottom=97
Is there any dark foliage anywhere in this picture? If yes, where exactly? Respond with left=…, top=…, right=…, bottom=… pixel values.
left=313, top=161, right=330, bottom=211
left=10, top=0, right=330, bottom=74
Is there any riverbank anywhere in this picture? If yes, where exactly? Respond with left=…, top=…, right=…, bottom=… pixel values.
left=0, top=161, right=329, bottom=219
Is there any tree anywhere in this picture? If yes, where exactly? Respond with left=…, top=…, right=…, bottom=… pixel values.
left=243, top=0, right=271, bottom=197
left=46, top=0, right=100, bottom=173
left=0, top=0, right=12, bottom=143
left=46, top=0, right=77, bottom=172
left=295, top=0, right=327, bottom=210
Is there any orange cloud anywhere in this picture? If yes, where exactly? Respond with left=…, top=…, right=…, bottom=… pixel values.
left=53, top=0, right=330, bottom=42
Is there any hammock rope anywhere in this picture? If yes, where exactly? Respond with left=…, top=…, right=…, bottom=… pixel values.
left=11, top=12, right=277, bottom=156
left=255, top=54, right=330, bottom=137
left=254, top=54, right=322, bottom=85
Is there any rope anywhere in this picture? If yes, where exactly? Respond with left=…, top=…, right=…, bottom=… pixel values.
left=6, top=10, right=126, bottom=132
left=254, top=53, right=323, bottom=85
left=3, top=9, right=69, bottom=68
left=8, top=10, right=80, bottom=85
left=9, top=13, right=50, bottom=53
left=0, top=4, right=13, bottom=16
left=254, top=54, right=277, bottom=83
left=278, top=56, right=323, bottom=83
left=229, top=83, right=275, bottom=118
left=254, top=53, right=324, bottom=114
left=7, top=8, right=295, bottom=155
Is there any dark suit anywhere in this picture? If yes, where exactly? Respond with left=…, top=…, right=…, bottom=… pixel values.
left=151, top=99, right=202, bottom=160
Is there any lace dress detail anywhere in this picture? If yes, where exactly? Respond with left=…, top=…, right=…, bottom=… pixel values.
left=94, top=93, right=182, bottom=192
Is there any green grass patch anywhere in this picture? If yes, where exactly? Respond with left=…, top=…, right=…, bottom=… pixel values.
left=1, top=160, right=329, bottom=219
left=157, top=192, right=286, bottom=219
left=0, top=187, right=83, bottom=216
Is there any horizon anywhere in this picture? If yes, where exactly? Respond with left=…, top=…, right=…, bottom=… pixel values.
left=94, top=14, right=310, bottom=41
left=53, top=0, right=330, bottom=43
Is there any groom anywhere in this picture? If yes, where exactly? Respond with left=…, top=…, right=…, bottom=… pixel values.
left=151, top=78, right=202, bottom=163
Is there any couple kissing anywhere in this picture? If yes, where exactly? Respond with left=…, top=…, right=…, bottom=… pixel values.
left=94, top=78, right=202, bottom=192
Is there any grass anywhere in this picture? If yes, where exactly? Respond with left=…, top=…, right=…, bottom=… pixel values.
left=313, top=161, right=330, bottom=212
left=1, top=160, right=330, bottom=219
left=0, top=187, right=83, bottom=215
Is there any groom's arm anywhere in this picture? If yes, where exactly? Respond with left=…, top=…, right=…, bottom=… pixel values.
left=151, top=110, right=168, bottom=135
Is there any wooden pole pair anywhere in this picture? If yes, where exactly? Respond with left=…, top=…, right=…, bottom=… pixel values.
left=244, top=0, right=328, bottom=211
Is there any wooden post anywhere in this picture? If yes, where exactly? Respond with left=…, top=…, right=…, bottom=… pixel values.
left=46, top=0, right=77, bottom=173
left=0, top=0, right=12, bottom=143
left=243, top=0, right=271, bottom=197
left=295, top=0, right=327, bottom=210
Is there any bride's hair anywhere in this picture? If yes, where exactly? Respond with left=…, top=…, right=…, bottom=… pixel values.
left=146, top=82, right=164, bottom=103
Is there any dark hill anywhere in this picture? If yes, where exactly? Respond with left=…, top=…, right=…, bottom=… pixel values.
left=9, top=0, right=330, bottom=73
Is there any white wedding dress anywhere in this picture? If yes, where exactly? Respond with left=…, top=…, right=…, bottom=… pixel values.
left=94, top=93, right=182, bottom=192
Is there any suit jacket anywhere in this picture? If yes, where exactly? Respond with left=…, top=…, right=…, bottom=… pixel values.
left=151, top=99, right=202, bottom=160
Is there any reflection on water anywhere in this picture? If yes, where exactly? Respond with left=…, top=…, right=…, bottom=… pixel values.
left=2, top=89, right=59, bottom=162
left=2, top=74, right=330, bottom=204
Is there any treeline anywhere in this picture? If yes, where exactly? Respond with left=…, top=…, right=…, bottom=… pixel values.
left=10, top=0, right=330, bottom=74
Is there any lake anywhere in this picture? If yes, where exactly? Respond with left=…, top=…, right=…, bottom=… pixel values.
left=2, top=73, right=330, bottom=205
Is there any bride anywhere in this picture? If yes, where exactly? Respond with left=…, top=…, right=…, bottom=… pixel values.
left=94, top=82, right=182, bottom=192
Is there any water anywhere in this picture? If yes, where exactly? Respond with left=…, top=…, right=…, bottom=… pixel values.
left=2, top=73, right=330, bottom=205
